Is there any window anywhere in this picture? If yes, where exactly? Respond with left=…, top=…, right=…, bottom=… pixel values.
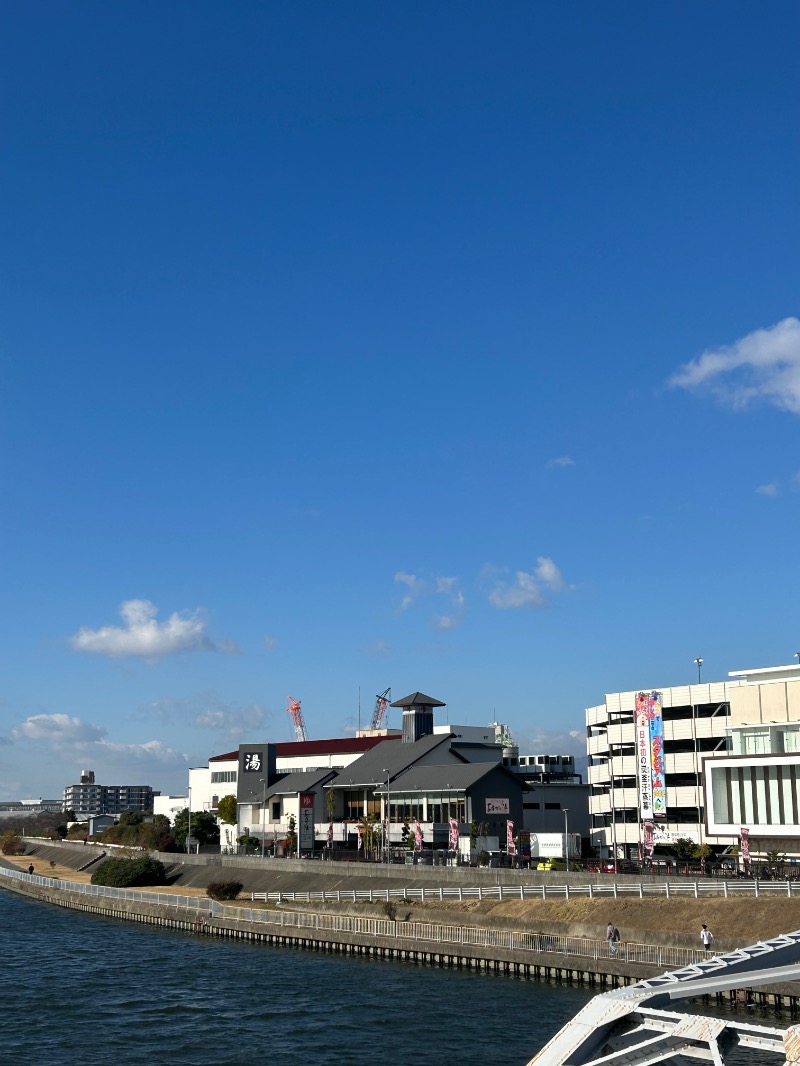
left=271, top=801, right=281, bottom=820
left=544, top=802, right=560, bottom=810
left=211, top=770, right=237, bottom=783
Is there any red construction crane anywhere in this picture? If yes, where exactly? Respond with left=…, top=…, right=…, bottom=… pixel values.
left=287, top=695, right=307, bottom=743
left=369, top=687, right=391, bottom=730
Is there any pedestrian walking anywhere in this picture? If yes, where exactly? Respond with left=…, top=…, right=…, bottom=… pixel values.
left=607, top=921, right=620, bottom=956
left=700, top=924, right=714, bottom=954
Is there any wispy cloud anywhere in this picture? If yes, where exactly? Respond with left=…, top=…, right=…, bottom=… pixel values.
left=140, top=694, right=270, bottom=741
left=70, top=599, right=232, bottom=658
left=547, top=456, right=575, bottom=469
left=669, top=317, right=800, bottom=413
left=756, top=483, right=778, bottom=497
left=396, top=571, right=465, bottom=628
left=394, top=572, right=427, bottom=611
left=263, top=634, right=277, bottom=653
left=489, top=556, right=569, bottom=609
left=10, top=712, right=188, bottom=767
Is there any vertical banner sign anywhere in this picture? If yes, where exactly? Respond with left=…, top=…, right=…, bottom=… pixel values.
left=357, top=823, right=363, bottom=850
left=636, top=692, right=654, bottom=818
left=740, top=827, right=750, bottom=868
left=414, top=820, right=423, bottom=852
left=643, top=820, right=654, bottom=859
left=299, top=793, right=315, bottom=853
left=326, top=821, right=333, bottom=848
left=449, top=817, right=459, bottom=853
left=506, top=820, right=516, bottom=856
left=649, top=692, right=667, bottom=818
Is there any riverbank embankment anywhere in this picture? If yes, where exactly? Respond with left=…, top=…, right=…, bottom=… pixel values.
left=7, top=841, right=800, bottom=1012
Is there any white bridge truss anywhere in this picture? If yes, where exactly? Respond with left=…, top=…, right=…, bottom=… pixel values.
left=528, top=929, right=800, bottom=1066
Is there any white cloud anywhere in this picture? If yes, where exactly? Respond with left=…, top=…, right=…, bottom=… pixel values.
left=263, top=634, right=277, bottom=653
left=10, top=712, right=188, bottom=767
left=140, top=694, right=269, bottom=742
left=547, top=456, right=575, bottom=468
left=395, top=572, right=427, bottom=611
left=367, top=639, right=392, bottom=657
left=489, top=556, right=569, bottom=609
left=70, top=599, right=225, bottom=658
left=669, top=317, right=800, bottom=413
left=12, top=713, right=106, bottom=744
left=756, top=483, right=778, bottom=496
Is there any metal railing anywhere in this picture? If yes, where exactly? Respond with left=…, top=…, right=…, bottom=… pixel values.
left=0, top=864, right=780, bottom=973
left=249, top=878, right=800, bottom=903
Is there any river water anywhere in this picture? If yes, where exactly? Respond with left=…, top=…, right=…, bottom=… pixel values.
left=2, top=889, right=593, bottom=1066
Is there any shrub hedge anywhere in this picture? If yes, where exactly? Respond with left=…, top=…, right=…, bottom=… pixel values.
left=206, top=880, right=243, bottom=901
left=90, top=856, right=168, bottom=888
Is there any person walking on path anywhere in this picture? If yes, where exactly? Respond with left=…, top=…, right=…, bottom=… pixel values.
left=700, top=924, right=714, bottom=954
left=607, top=921, right=620, bottom=956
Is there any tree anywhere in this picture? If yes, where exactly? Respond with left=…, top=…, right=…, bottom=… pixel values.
left=217, top=795, right=237, bottom=826
left=325, top=787, right=336, bottom=822
left=672, top=838, right=696, bottom=862
left=285, top=814, right=296, bottom=856
left=1, top=830, right=24, bottom=855
left=172, top=808, right=220, bottom=849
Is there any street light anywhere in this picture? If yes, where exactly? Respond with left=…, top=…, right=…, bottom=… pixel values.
left=259, top=779, right=267, bottom=859
left=186, top=785, right=192, bottom=855
left=382, top=768, right=390, bottom=863
left=563, top=808, right=569, bottom=871
left=694, top=657, right=704, bottom=684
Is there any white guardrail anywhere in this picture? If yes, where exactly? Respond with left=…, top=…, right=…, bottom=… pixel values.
left=250, top=879, right=800, bottom=902
left=0, top=863, right=775, bottom=971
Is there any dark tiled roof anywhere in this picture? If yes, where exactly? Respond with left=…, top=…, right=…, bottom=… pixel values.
left=390, top=691, right=446, bottom=707
left=330, top=732, right=455, bottom=787
left=388, top=761, right=527, bottom=793
left=243, top=768, right=335, bottom=801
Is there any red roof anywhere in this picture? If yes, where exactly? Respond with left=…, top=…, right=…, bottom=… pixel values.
left=208, top=734, right=400, bottom=763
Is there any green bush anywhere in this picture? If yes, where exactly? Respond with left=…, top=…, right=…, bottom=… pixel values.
left=206, top=880, right=243, bottom=901
left=90, top=856, right=168, bottom=888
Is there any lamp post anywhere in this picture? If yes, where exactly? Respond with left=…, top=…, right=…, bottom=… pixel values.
left=186, top=785, right=192, bottom=855
left=694, top=656, right=703, bottom=684
left=382, top=768, right=390, bottom=863
left=563, top=808, right=569, bottom=870
left=259, top=779, right=267, bottom=859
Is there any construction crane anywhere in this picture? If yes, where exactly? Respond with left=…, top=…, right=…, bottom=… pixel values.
left=286, top=695, right=307, bottom=743
left=369, top=688, right=391, bottom=730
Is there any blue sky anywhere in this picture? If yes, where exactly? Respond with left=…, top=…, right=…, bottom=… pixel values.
left=2, top=3, right=799, bottom=801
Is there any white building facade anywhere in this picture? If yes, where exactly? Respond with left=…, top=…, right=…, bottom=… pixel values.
left=586, top=680, right=737, bottom=859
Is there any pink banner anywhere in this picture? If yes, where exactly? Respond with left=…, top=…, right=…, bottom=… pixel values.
left=357, top=823, right=363, bottom=850
left=506, top=820, right=516, bottom=855
left=449, top=817, right=459, bottom=853
left=643, top=819, right=654, bottom=859
left=414, top=820, right=422, bottom=852
left=327, top=821, right=333, bottom=846
left=740, top=827, right=750, bottom=866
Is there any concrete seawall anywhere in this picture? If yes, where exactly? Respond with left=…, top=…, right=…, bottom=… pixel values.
left=4, top=865, right=800, bottom=1014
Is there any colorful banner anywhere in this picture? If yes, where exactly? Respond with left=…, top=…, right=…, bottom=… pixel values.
left=740, top=827, right=750, bottom=866
left=414, top=820, right=422, bottom=852
left=326, top=821, right=333, bottom=847
left=506, top=820, right=516, bottom=856
left=635, top=693, right=653, bottom=818
left=357, top=823, right=363, bottom=850
left=635, top=691, right=667, bottom=819
left=449, top=817, right=459, bottom=853
left=643, top=819, right=654, bottom=859
left=649, top=692, right=666, bottom=818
